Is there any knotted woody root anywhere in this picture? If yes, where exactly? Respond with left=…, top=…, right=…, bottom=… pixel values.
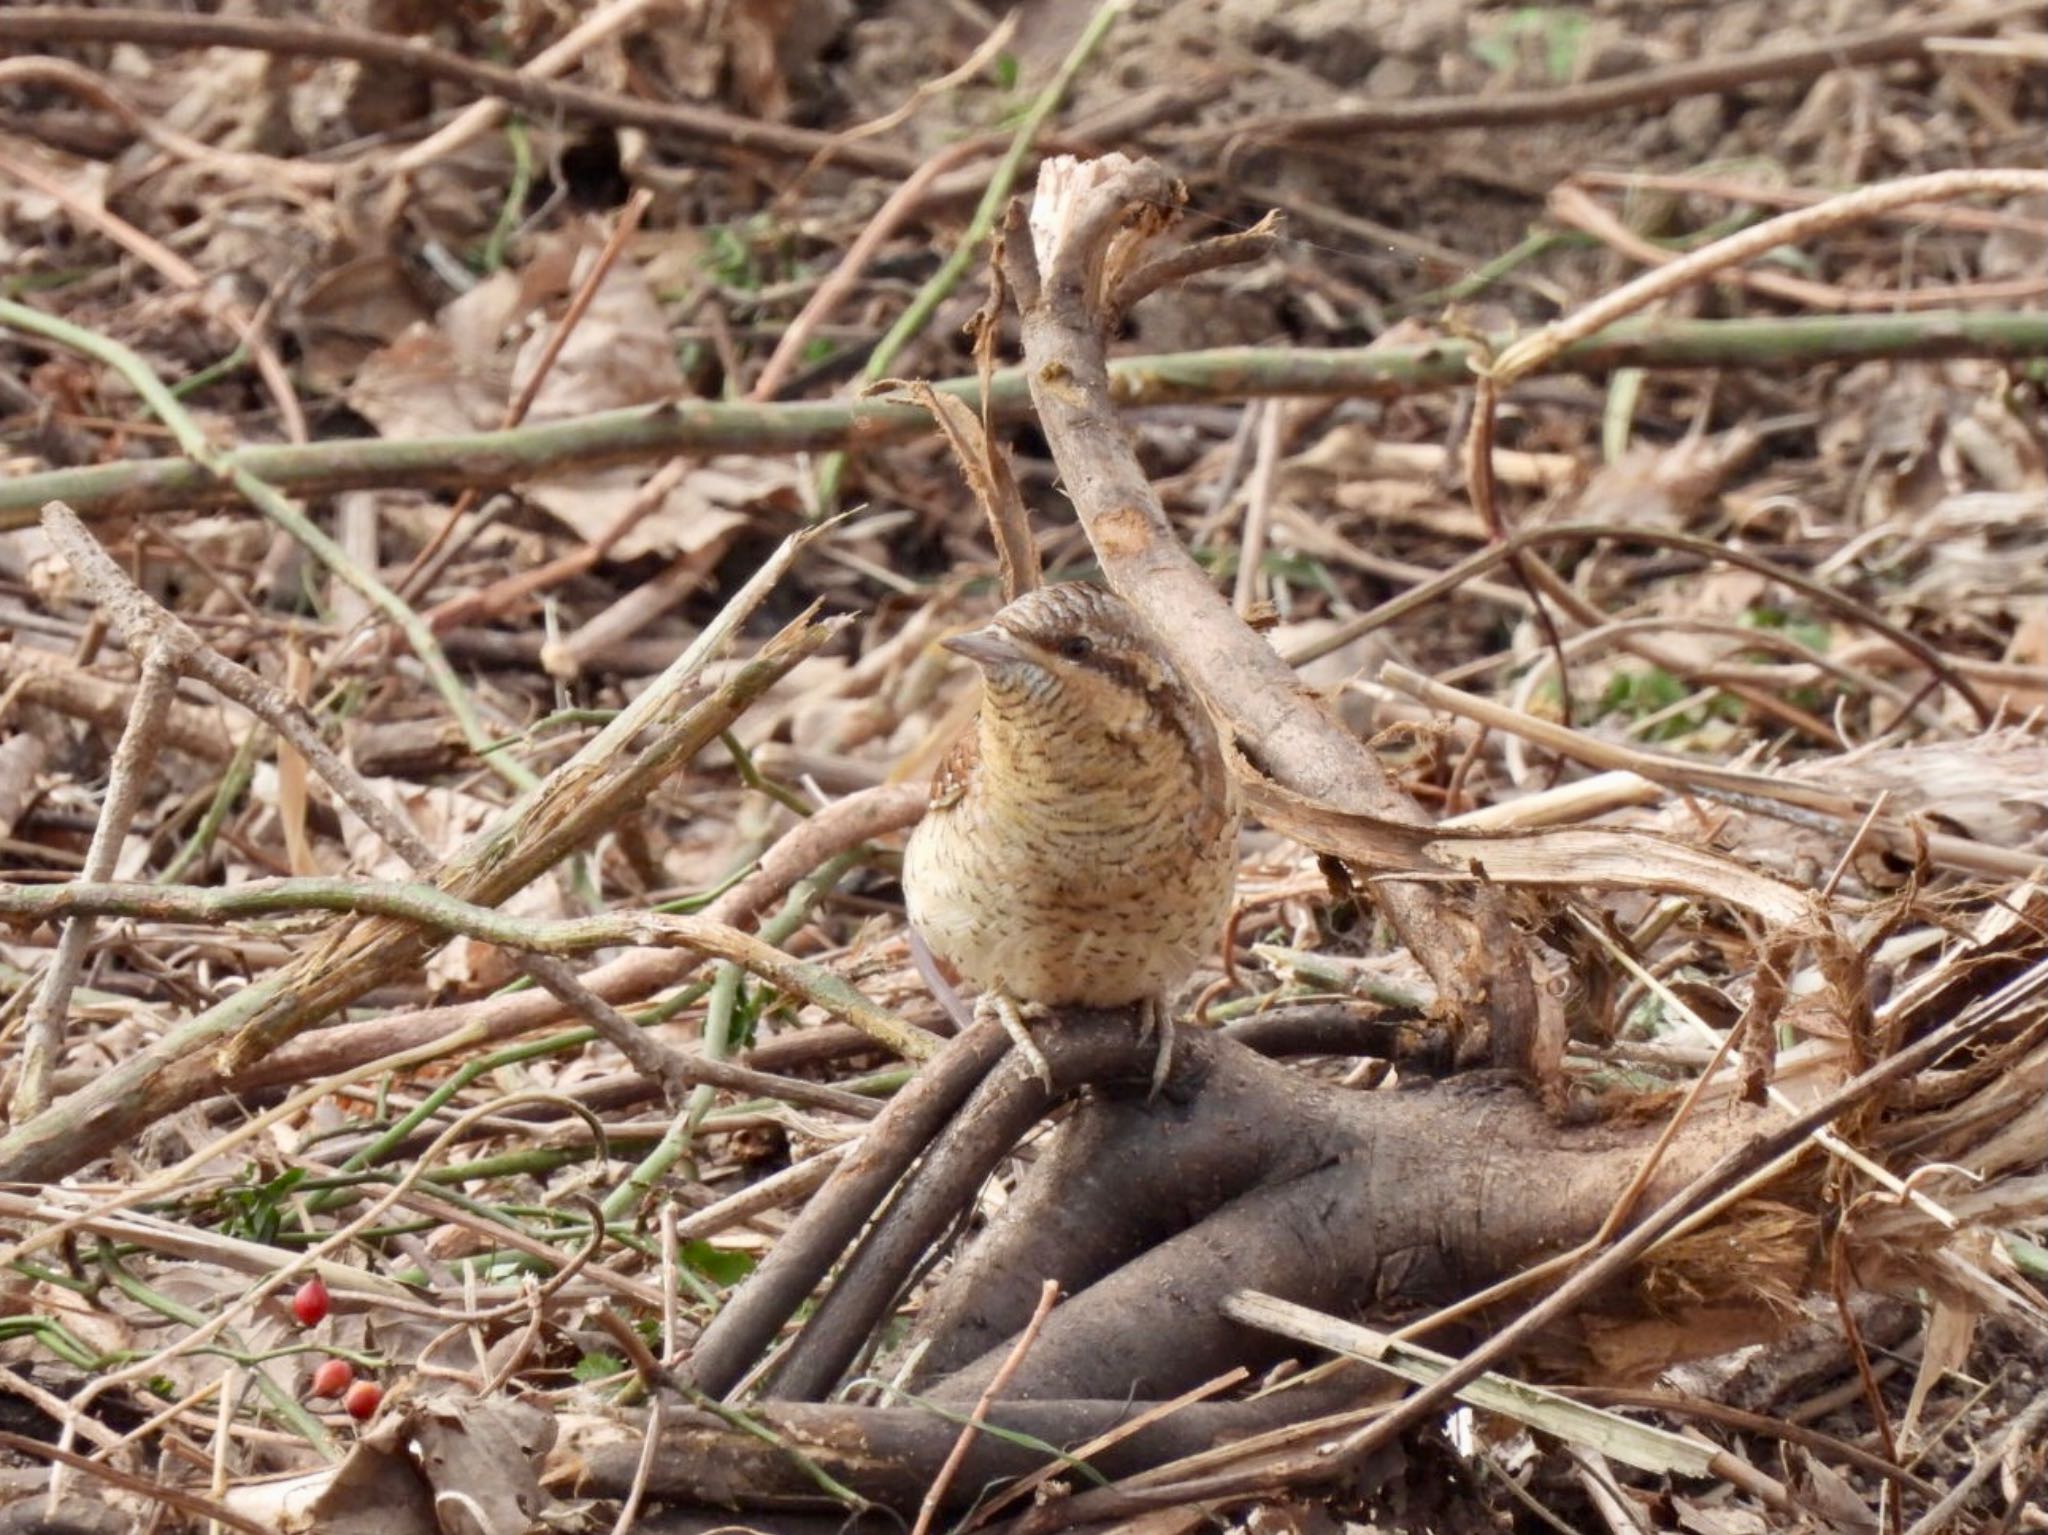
left=574, top=1016, right=1781, bottom=1514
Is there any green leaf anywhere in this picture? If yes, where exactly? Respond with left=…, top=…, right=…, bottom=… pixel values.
left=1470, top=8, right=1590, bottom=83
left=683, top=1240, right=756, bottom=1287
left=1740, top=605, right=1831, bottom=654
left=1471, top=28, right=1516, bottom=71
left=1600, top=665, right=1687, bottom=718
left=1538, top=9, right=1590, bottom=82
left=1599, top=666, right=1713, bottom=742
left=215, top=1165, right=309, bottom=1245
left=573, top=1350, right=626, bottom=1383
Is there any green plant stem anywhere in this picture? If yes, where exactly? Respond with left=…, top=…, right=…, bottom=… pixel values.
left=95, top=1242, right=336, bottom=1455
left=811, top=0, right=1126, bottom=512
left=1406, top=227, right=1574, bottom=308
left=0, top=298, right=533, bottom=792
left=720, top=731, right=813, bottom=817
left=168, top=344, right=251, bottom=399
left=0, top=1315, right=105, bottom=1371
left=9, top=310, right=2043, bottom=527
left=598, top=851, right=865, bottom=1227
left=685, top=1388, right=870, bottom=1510
left=482, top=116, right=534, bottom=273
left=303, top=854, right=880, bottom=1213
left=158, top=728, right=264, bottom=884
left=681, top=849, right=863, bottom=1142
left=0, top=874, right=922, bottom=1060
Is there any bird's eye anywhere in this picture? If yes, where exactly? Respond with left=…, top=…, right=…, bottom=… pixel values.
left=1058, top=634, right=1094, bottom=661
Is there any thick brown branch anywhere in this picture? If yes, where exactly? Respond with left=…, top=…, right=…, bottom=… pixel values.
left=0, top=9, right=919, bottom=175
left=1005, top=156, right=1534, bottom=1061
left=573, top=1386, right=1370, bottom=1509
left=763, top=1018, right=1157, bottom=1402
left=1219, top=0, right=2048, bottom=141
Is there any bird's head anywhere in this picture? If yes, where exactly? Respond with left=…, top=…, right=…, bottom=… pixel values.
left=942, top=583, right=1188, bottom=746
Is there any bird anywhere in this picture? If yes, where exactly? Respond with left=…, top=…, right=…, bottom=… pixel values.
left=901, top=583, right=1241, bottom=1093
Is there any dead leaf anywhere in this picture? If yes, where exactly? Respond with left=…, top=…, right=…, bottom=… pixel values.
left=1672, top=1494, right=1772, bottom=1535
left=513, top=248, right=683, bottom=419
left=239, top=1442, right=437, bottom=1534
left=289, top=254, right=433, bottom=393
left=347, top=323, right=507, bottom=440
left=364, top=1391, right=556, bottom=1535
left=1240, top=768, right=1815, bottom=928
left=1567, top=426, right=1763, bottom=531
left=882, top=379, right=1038, bottom=600
left=1899, top=1292, right=1976, bottom=1449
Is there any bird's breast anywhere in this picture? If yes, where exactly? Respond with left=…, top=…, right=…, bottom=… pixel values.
left=903, top=757, right=1239, bottom=1008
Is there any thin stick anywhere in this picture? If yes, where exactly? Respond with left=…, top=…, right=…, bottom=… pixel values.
left=1495, top=169, right=2048, bottom=380
left=671, top=1148, right=846, bottom=1243
left=1901, top=1381, right=2048, bottom=1535
left=393, top=187, right=656, bottom=603
left=44, top=504, right=858, bottom=1113
left=855, top=0, right=1124, bottom=393
left=1232, top=401, right=1282, bottom=616
left=1570, top=168, right=2048, bottom=237
left=1, top=304, right=527, bottom=792
left=12, top=643, right=176, bottom=1119
left=0, top=876, right=929, bottom=1066
left=394, top=0, right=663, bottom=175
left=810, top=0, right=1126, bottom=511
left=0, top=56, right=334, bottom=189
left=0, top=1433, right=267, bottom=1535
left=1293, top=522, right=1991, bottom=726
left=750, top=139, right=993, bottom=401
left=0, top=609, right=837, bottom=1185
left=41, top=504, right=432, bottom=866
left=0, top=144, right=307, bottom=442
left=1551, top=182, right=2048, bottom=311
left=1108, top=211, right=1282, bottom=315
left=608, top=1396, right=664, bottom=1535
left=1376, top=661, right=2035, bottom=879
left=421, top=455, right=691, bottom=634
left=969, top=1366, right=1252, bottom=1524
left=1222, top=1, right=2048, bottom=141
left=912, top=1279, right=1062, bottom=1535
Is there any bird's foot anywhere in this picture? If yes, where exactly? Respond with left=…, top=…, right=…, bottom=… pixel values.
left=979, top=991, right=1055, bottom=1091
left=1137, top=996, right=1175, bottom=1100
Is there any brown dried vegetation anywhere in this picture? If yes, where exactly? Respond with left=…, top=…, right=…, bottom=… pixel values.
left=0, top=2, right=2044, bottom=1532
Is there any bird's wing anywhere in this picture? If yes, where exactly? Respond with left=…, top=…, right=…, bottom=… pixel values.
left=928, top=724, right=979, bottom=811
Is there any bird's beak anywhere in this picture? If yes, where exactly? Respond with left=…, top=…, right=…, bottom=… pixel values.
left=941, top=624, right=1026, bottom=669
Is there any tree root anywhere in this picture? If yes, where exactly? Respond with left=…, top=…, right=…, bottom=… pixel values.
left=660, top=1015, right=1769, bottom=1513
left=571, top=1379, right=1377, bottom=1511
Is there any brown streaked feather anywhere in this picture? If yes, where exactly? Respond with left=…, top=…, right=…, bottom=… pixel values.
left=928, top=726, right=980, bottom=811
left=1080, top=650, right=1235, bottom=850
left=902, top=581, right=1241, bottom=1009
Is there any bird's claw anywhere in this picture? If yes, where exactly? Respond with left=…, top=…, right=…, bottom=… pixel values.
left=980, top=992, right=1056, bottom=1092
left=1138, top=997, right=1175, bottom=1100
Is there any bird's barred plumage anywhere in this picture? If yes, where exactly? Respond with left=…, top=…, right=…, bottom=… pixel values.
left=902, top=583, right=1240, bottom=1011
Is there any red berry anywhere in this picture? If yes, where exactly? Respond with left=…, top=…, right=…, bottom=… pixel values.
left=309, top=1359, right=354, bottom=1398
left=343, top=1380, right=383, bottom=1421
left=290, top=1277, right=330, bottom=1327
